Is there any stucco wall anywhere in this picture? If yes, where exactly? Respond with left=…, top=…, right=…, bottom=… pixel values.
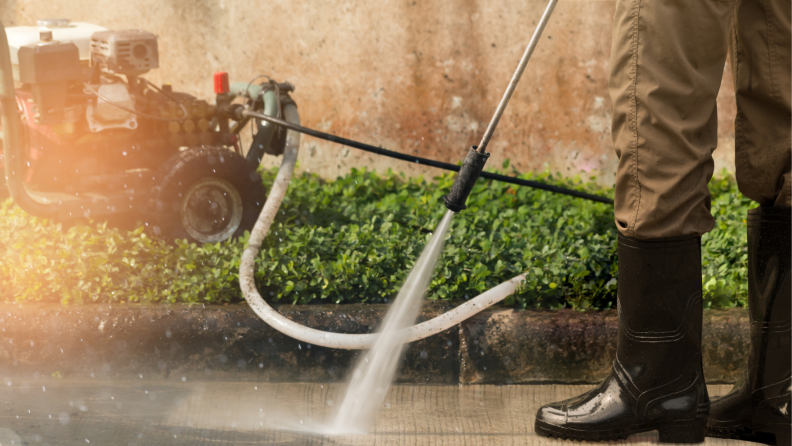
left=1, top=0, right=736, bottom=186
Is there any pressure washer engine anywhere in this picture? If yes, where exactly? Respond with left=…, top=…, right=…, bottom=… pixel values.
left=0, top=19, right=290, bottom=243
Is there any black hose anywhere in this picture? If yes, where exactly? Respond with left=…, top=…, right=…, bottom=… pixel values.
left=241, top=110, right=614, bottom=205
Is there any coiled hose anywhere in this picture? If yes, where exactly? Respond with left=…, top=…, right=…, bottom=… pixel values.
left=238, top=103, right=527, bottom=350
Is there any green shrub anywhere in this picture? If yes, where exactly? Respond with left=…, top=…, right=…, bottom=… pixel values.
left=0, top=167, right=752, bottom=308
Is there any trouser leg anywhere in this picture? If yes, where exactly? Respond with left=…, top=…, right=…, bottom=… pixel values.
left=729, top=0, right=792, bottom=207
left=609, top=0, right=733, bottom=238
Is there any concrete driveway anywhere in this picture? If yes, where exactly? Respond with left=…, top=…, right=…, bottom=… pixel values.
left=0, top=379, right=751, bottom=445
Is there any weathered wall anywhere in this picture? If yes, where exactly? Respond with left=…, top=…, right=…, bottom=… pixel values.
left=0, top=0, right=737, bottom=186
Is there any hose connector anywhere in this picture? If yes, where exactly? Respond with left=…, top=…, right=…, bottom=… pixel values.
left=443, top=146, right=490, bottom=212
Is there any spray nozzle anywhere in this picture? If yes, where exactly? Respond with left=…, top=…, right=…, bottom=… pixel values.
left=443, top=146, right=490, bottom=212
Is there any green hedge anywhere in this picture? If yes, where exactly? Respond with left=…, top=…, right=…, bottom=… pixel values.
left=0, top=166, right=753, bottom=309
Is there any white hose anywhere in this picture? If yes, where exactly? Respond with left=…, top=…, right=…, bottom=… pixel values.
left=240, top=103, right=526, bottom=350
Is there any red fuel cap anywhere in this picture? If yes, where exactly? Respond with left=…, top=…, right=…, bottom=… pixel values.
left=213, top=71, right=230, bottom=94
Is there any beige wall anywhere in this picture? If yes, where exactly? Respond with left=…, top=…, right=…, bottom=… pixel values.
left=1, top=0, right=737, bottom=186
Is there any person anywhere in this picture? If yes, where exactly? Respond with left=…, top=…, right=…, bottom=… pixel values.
left=533, top=0, right=791, bottom=444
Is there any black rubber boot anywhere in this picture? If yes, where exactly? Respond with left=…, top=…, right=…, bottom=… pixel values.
left=706, top=207, right=791, bottom=446
left=535, top=234, right=709, bottom=443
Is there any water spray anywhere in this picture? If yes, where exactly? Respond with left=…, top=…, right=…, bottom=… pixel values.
left=239, top=0, right=560, bottom=350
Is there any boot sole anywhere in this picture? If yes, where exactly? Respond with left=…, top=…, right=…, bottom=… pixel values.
left=706, top=423, right=787, bottom=446
left=705, top=426, right=765, bottom=442
left=535, top=419, right=706, bottom=443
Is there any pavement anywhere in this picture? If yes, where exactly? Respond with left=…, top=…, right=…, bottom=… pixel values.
left=0, top=379, right=754, bottom=446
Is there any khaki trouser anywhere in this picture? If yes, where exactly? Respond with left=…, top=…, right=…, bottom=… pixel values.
left=609, top=0, right=791, bottom=239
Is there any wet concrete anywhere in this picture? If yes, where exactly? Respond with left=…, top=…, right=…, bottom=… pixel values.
left=0, top=378, right=752, bottom=445
left=0, top=303, right=749, bottom=384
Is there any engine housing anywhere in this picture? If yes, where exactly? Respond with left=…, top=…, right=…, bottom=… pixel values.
left=90, top=29, right=158, bottom=75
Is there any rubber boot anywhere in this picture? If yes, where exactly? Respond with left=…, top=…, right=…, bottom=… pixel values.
left=706, top=207, right=791, bottom=446
left=535, top=234, right=710, bottom=443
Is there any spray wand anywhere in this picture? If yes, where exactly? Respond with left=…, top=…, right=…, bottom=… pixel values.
left=444, top=0, right=558, bottom=212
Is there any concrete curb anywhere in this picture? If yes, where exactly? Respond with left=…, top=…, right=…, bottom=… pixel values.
left=0, top=303, right=748, bottom=384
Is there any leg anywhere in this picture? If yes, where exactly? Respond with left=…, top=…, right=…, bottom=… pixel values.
left=534, top=0, right=734, bottom=441
left=534, top=234, right=709, bottom=442
left=610, top=0, right=733, bottom=239
left=706, top=208, right=791, bottom=446
left=707, top=1, right=791, bottom=444
left=729, top=0, right=791, bottom=207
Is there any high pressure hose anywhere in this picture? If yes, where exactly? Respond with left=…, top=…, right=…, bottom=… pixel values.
left=238, top=101, right=528, bottom=349
left=0, top=20, right=60, bottom=219
left=240, top=0, right=558, bottom=350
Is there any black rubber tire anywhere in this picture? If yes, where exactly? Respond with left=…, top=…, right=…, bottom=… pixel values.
left=147, top=146, right=266, bottom=243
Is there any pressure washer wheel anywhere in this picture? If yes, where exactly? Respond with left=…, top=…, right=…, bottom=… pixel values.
left=148, top=146, right=266, bottom=243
